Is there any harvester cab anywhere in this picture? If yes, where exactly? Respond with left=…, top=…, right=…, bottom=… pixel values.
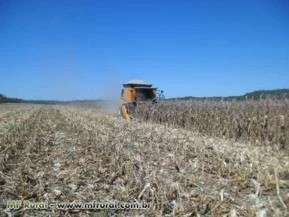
left=119, top=80, right=161, bottom=120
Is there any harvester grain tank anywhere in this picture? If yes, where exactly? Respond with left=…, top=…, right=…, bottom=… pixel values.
left=119, top=80, right=160, bottom=120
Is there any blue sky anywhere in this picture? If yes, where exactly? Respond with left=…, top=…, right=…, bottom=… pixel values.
left=0, top=0, right=288, bottom=100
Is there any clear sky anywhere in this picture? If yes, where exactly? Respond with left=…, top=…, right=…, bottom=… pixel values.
left=0, top=0, right=288, bottom=100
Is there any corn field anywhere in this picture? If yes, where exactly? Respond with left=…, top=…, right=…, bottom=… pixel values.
left=0, top=103, right=288, bottom=217
left=136, top=100, right=289, bottom=147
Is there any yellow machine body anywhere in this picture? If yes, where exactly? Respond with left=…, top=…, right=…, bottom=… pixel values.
left=119, top=80, right=157, bottom=120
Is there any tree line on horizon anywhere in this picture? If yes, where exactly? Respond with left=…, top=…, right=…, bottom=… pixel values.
left=168, top=89, right=289, bottom=101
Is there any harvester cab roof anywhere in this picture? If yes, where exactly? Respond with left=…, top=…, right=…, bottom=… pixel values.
left=123, top=80, right=153, bottom=87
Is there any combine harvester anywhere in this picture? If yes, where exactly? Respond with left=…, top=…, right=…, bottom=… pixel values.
left=119, top=80, right=164, bottom=120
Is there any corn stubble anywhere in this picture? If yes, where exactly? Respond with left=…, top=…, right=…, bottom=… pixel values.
left=0, top=103, right=288, bottom=217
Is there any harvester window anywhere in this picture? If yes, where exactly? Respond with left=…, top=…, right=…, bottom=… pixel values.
left=136, top=89, right=155, bottom=101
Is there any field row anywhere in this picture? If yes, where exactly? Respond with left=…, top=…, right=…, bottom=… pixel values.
left=0, top=104, right=40, bottom=136
left=136, top=100, right=289, bottom=147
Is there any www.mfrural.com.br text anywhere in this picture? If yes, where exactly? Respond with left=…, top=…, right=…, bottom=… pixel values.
left=6, top=200, right=151, bottom=210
